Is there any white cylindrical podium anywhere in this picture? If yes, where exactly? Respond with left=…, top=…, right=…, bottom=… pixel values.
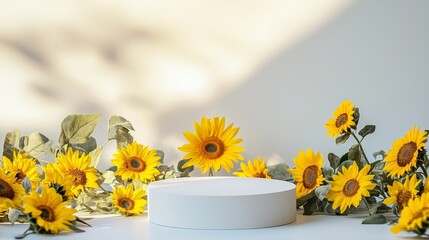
left=148, top=177, right=296, bottom=229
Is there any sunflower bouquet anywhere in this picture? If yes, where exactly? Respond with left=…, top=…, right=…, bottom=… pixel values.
left=0, top=115, right=189, bottom=238
left=288, top=100, right=429, bottom=237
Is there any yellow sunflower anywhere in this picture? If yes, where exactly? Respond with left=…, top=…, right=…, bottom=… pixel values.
left=112, top=141, right=161, bottom=183
left=326, top=162, right=376, bottom=214
left=391, top=192, right=429, bottom=234
left=0, top=169, right=25, bottom=209
left=383, top=127, right=427, bottom=178
left=325, top=100, right=356, bottom=138
left=233, top=157, right=271, bottom=179
left=288, top=149, right=324, bottom=199
left=42, top=164, right=74, bottom=200
left=111, top=184, right=146, bottom=216
left=54, top=148, right=99, bottom=196
left=0, top=199, right=13, bottom=213
left=3, top=151, right=40, bottom=186
left=384, top=174, right=421, bottom=211
left=23, top=188, right=77, bottom=234
left=178, top=116, right=245, bottom=174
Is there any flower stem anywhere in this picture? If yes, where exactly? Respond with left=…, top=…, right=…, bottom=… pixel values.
left=208, top=168, right=214, bottom=177
left=350, top=132, right=370, bottom=165
left=363, top=197, right=372, bottom=215
left=421, top=164, right=428, bottom=178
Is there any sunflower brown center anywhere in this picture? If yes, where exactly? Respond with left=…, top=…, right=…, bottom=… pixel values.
left=335, top=113, right=348, bottom=128
left=37, top=205, right=55, bottom=222
left=343, top=179, right=360, bottom=197
left=69, top=169, right=87, bottom=186
left=15, top=171, right=26, bottom=184
left=119, top=198, right=135, bottom=210
left=0, top=179, right=14, bottom=200
left=397, top=142, right=417, bottom=167
left=253, top=172, right=267, bottom=178
left=128, top=157, right=146, bottom=172
left=200, top=137, right=224, bottom=159
left=397, top=190, right=412, bottom=211
left=303, top=165, right=318, bottom=189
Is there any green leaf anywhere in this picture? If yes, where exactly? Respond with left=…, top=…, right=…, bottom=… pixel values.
left=353, top=108, right=360, bottom=127
left=20, top=132, right=51, bottom=158
left=267, top=163, right=293, bottom=181
left=71, top=137, right=97, bottom=154
left=8, top=209, right=23, bottom=225
left=370, top=160, right=385, bottom=174
left=372, top=150, right=386, bottom=160
left=59, top=114, right=102, bottom=146
left=67, top=224, right=86, bottom=233
left=108, top=115, right=134, bottom=139
left=89, top=147, right=103, bottom=168
left=3, top=130, right=21, bottom=160
left=336, top=133, right=350, bottom=145
left=369, top=201, right=384, bottom=215
left=315, top=184, right=331, bottom=201
left=108, top=116, right=134, bottom=149
left=348, top=145, right=361, bottom=161
left=322, top=167, right=333, bottom=180
left=362, top=214, right=387, bottom=224
left=338, top=160, right=354, bottom=173
left=21, top=177, right=32, bottom=194
left=297, top=190, right=315, bottom=207
left=157, top=150, right=165, bottom=164
left=358, top=125, right=376, bottom=138
left=328, top=153, right=340, bottom=169
left=177, top=159, right=194, bottom=173
left=303, top=196, right=318, bottom=215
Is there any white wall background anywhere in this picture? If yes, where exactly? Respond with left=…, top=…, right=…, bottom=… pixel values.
left=0, top=0, right=428, bottom=173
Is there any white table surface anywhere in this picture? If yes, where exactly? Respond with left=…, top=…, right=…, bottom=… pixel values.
left=0, top=211, right=415, bottom=240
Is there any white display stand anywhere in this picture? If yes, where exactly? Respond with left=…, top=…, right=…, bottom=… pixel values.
left=147, top=177, right=296, bottom=229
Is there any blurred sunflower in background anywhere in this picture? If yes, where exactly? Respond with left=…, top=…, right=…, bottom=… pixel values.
left=325, top=100, right=355, bottom=138
left=233, top=156, right=271, bottom=179
left=178, top=116, right=245, bottom=175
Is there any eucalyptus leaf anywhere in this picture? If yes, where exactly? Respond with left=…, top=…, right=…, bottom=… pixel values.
left=348, top=145, right=360, bottom=161
left=362, top=214, right=387, bottom=224
left=358, top=125, right=376, bottom=138
left=328, top=153, right=340, bottom=169
left=303, top=196, right=318, bottom=215
left=297, top=190, right=315, bottom=207
left=71, top=137, right=97, bottom=154
left=89, top=147, right=103, bottom=168
left=8, top=209, right=23, bottom=225
left=315, top=184, right=331, bottom=201
left=353, top=108, right=360, bottom=126
left=157, top=150, right=165, bottom=164
left=177, top=159, right=194, bottom=173
left=3, top=130, right=21, bottom=160
left=21, top=177, right=32, bottom=194
left=108, top=115, right=134, bottom=139
left=336, top=133, right=350, bottom=145
left=267, top=163, right=292, bottom=181
left=59, top=114, right=102, bottom=146
left=20, top=132, right=51, bottom=158
left=322, top=167, right=333, bottom=180
left=372, top=150, right=386, bottom=160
